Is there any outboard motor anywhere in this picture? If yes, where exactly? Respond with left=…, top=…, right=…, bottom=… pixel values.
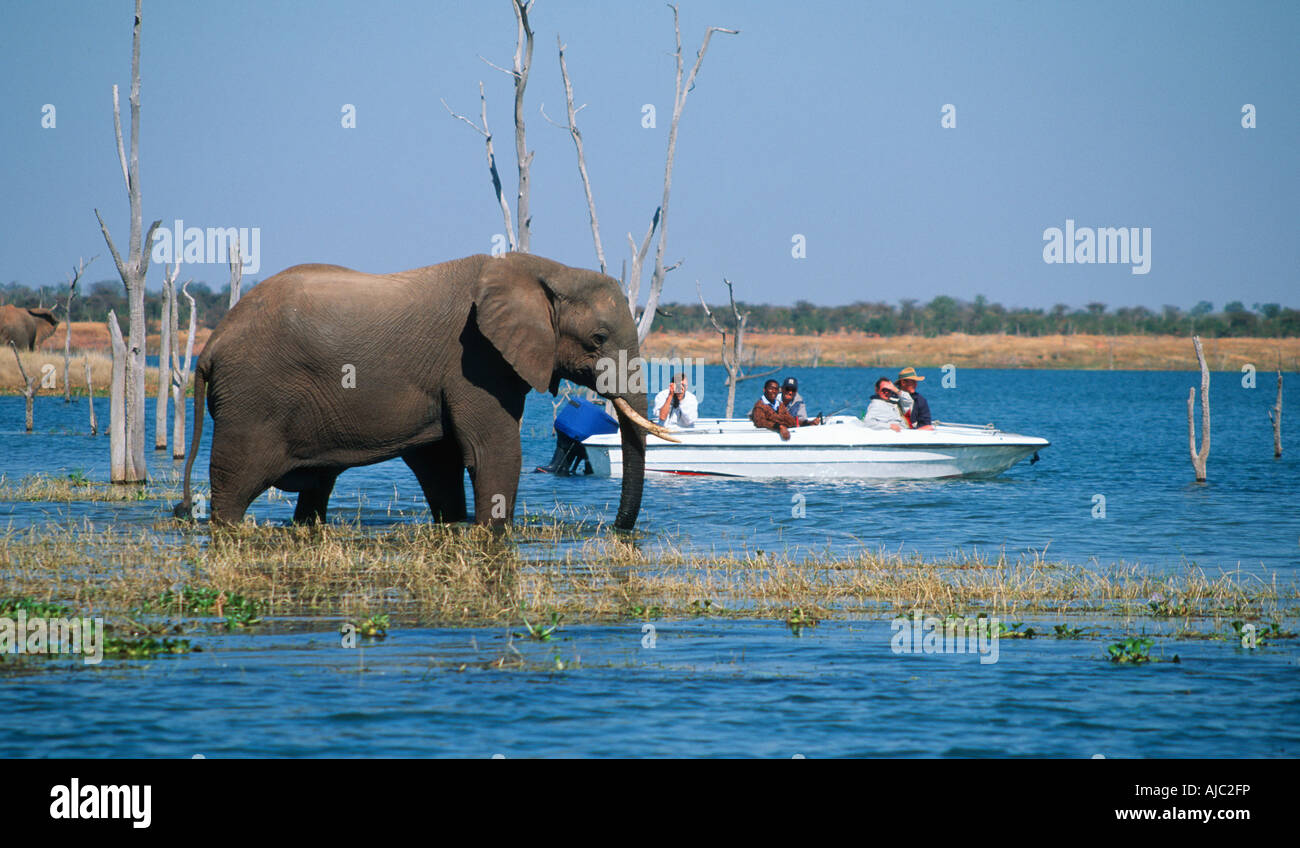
left=535, top=397, right=620, bottom=475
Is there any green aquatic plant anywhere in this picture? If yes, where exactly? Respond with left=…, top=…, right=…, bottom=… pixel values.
left=688, top=599, right=720, bottom=616
left=1148, top=595, right=1189, bottom=617
left=1107, top=637, right=1153, bottom=663
left=0, top=596, right=74, bottom=619
left=627, top=604, right=663, bottom=620
left=785, top=608, right=819, bottom=636
left=1106, top=637, right=1179, bottom=664
left=516, top=610, right=562, bottom=642
left=1053, top=623, right=1085, bottom=638
left=349, top=614, right=389, bottom=639
left=998, top=621, right=1037, bottom=639
left=152, top=586, right=263, bottom=629
left=102, top=637, right=196, bottom=659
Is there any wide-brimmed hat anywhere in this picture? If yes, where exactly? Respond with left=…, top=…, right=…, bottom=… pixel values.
left=896, top=367, right=925, bottom=383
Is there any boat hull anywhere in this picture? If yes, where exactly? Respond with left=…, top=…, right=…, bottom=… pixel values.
left=583, top=417, right=1048, bottom=480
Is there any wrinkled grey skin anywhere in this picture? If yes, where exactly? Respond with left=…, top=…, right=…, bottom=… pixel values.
left=0, top=305, right=59, bottom=351
left=175, top=253, right=648, bottom=530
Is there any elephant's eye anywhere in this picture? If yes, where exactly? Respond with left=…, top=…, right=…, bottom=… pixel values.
left=591, top=331, right=609, bottom=348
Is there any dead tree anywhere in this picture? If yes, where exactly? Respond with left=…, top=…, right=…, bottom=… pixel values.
left=1187, top=335, right=1210, bottom=481
left=155, top=262, right=177, bottom=450
left=63, top=255, right=96, bottom=402
left=547, top=8, right=736, bottom=344
left=85, top=357, right=97, bottom=435
left=94, top=0, right=161, bottom=483
left=171, top=279, right=197, bottom=459
left=1268, top=356, right=1282, bottom=458
left=697, top=278, right=777, bottom=418
left=9, top=342, right=36, bottom=431
left=228, top=231, right=242, bottom=308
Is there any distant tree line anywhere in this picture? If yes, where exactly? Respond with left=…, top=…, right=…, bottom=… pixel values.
left=655, top=295, right=1300, bottom=338
left=3, top=279, right=1297, bottom=338
left=1, top=279, right=235, bottom=329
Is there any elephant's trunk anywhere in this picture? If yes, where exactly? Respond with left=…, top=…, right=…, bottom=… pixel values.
left=611, top=394, right=649, bottom=531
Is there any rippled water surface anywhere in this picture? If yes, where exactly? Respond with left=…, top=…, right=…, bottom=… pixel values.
left=2, top=368, right=1297, bottom=756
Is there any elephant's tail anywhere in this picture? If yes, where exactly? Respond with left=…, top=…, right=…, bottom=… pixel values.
left=173, top=367, right=207, bottom=519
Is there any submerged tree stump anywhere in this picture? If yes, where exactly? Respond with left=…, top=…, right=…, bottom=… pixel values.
left=1188, top=335, right=1210, bottom=481
left=1268, top=361, right=1282, bottom=459
left=9, top=341, right=36, bottom=432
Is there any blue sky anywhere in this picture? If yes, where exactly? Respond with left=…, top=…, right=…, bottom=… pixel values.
left=1, top=0, right=1296, bottom=310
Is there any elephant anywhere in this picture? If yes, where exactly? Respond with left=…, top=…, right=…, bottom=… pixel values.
left=174, top=252, right=672, bottom=529
left=0, top=305, right=59, bottom=351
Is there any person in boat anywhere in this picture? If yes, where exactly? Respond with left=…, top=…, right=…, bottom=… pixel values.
left=751, top=378, right=798, bottom=440
left=863, top=377, right=907, bottom=432
left=780, top=377, right=823, bottom=426
left=653, top=371, right=698, bottom=428
left=895, top=366, right=933, bottom=430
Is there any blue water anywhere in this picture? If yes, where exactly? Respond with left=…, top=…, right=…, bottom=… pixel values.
left=2, top=368, right=1298, bottom=757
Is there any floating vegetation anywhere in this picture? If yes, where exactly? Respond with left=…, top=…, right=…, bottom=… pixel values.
left=1106, top=637, right=1178, bottom=665
left=102, top=637, right=196, bottom=659
left=784, top=607, right=819, bottom=636
left=998, top=621, right=1037, bottom=639
left=1052, top=623, right=1085, bottom=638
left=349, top=614, right=389, bottom=639
left=0, top=596, right=73, bottom=619
left=1148, top=595, right=1190, bottom=617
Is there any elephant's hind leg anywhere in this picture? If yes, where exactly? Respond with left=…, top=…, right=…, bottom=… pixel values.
left=402, top=440, right=467, bottom=523
left=291, top=472, right=340, bottom=525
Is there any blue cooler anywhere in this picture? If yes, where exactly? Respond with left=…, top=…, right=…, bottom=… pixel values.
left=554, top=397, right=619, bottom=441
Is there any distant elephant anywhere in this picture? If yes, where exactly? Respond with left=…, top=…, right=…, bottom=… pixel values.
left=174, top=252, right=670, bottom=529
left=0, top=305, right=59, bottom=350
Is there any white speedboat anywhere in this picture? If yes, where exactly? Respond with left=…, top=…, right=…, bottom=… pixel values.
left=582, top=415, right=1048, bottom=479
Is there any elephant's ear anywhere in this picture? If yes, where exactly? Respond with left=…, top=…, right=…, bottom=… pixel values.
left=472, top=254, right=557, bottom=394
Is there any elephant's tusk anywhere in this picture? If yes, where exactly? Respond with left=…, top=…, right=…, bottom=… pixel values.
left=612, top=396, right=682, bottom=443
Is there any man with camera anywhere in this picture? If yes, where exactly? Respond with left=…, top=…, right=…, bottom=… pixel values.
left=863, top=377, right=910, bottom=431
left=654, top=372, right=699, bottom=429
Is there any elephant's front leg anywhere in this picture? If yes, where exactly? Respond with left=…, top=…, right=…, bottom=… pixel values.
left=455, top=412, right=523, bottom=529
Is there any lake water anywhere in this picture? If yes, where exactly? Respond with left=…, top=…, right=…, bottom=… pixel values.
left=2, top=367, right=1298, bottom=757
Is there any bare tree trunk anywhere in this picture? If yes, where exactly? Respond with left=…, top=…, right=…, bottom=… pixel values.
left=698, top=278, right=749, bottom=418
left=9, top=342, right=36, bottom=432
left=510, top=0, right=534, bottom=252
left=1269, top=358, right=1282, bottom=459
left=172, top=279, right=197, bottom=459
left=155, top=263, right=174, bottom=449
left=108, top=311, right=127, bottom=478
left=95, top=0, right=160, bottom=484
left=228, top=232, right=242, bottom=308
left=1188, top=335, right=1210, bottom=481
left=85, top=357, right=97, bottom=435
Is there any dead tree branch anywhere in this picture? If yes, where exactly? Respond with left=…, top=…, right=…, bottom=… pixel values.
left=443, top=83, right=517, bottom=251
left=637, top=6, right=738, bottom=343
left=544, top=35, right=605, bottom=274
left=63, top=254, right=96, bottom=402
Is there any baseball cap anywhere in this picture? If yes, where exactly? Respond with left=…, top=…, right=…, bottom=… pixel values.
left=782, top=378, right=798, bottom=391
